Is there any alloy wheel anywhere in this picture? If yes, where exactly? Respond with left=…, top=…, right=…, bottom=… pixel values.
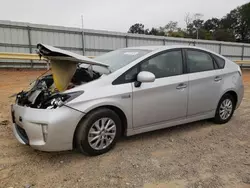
left=219, top=98, right=233, bottom=120
left=88, top=118, right=116, bottom=150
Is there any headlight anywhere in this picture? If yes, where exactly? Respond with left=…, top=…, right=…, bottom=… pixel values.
left=40, top=91, right=84, bottom=109
left=64, top=91, right=84, bottom=103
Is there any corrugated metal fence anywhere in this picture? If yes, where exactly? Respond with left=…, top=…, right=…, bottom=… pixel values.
left=1, top=20, right=250, bottom=68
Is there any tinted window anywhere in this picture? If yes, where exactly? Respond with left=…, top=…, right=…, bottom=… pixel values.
left=186, top=50, right=214, bottom=73
left=112, top=66, right=139, bottom=85
left=125, top=66, right=138, bottom=81
left=140, top=50, right=183, bottom=78
left=212, top=54, right=225, bottom=69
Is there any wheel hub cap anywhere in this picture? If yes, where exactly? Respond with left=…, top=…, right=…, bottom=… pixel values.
left=88, top=118, right=116, bottom=150
left=219, top=99, right=233, bottom=120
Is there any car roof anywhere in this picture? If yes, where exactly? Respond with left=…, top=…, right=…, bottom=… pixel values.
left=125, top=46, right=164, bottom=51
left=125, top=45, right=215, bottom=53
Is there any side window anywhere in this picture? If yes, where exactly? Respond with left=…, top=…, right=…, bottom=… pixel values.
left=186, top=50, right=214, bottom=73
left=140, top=50, right=183, bottom=78
left=212, top=54, right=225, bottom=69
left=125, top=66, right=138, bottom=81
left=112, top=66, right=138, bottom=85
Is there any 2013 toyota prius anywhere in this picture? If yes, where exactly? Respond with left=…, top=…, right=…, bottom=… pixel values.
left=11, top=43, right=244, bottom=156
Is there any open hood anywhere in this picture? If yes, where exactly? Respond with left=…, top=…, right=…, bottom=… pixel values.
left=37, top=43, right=109, bottom=91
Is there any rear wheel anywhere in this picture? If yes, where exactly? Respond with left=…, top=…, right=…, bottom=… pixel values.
left=75, top=108, right=121, bottom=156
left=214, top=94, right=235, bottom=124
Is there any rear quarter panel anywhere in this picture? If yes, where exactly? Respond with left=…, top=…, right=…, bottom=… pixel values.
left=219, top=60, right=244, bottom=108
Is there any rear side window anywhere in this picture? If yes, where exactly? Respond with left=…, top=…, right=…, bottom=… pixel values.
left=212, top=54, right=225, bottom=69
left=186, top=50, right=214, bottom=73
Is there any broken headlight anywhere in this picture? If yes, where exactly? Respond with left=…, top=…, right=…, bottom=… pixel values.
left=39, top=91, right=84, bottom=109
left=64, top=91, right=84, bottom=103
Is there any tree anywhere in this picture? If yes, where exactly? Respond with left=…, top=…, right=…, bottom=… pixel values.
left=186, top=20, right=204, bottom=39
left=148, top=28, right=159, bottom=35
left=127, top=2, right=250, bottom=43
left=159, top=21, right=179, bottom=36
left=186, top=23, right=196, bottom=38
left=213, top=29, right=236, bottom=42
left=165, top=21, right=178, bottom=32
left=158, top=26, right=166, bottom=35
left=203, top=18, right=220, bottom=32
left=184, top=13, right=193, bottom=28
left=144, top=28, right=150, bottom=35
left=198, top=29, right=213, bottom=40
left=128, top=23, right=146, bottom=34
left=221, top=3, right=250, bottom=42
left=184, top=13, right=204, bottom=39
left=147, top=28, right=165, bottom=36
left=168, top=28, right=186, bottom=38
left=193, top=19, right=204, bottom=29
left=240, top=3, right=250, bottom=42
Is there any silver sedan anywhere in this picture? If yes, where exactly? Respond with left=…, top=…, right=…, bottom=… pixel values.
left=11, top=44, right=244, bottom=156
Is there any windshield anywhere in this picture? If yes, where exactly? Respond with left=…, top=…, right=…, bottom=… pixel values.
left=92, top=49, right=151, bottom=73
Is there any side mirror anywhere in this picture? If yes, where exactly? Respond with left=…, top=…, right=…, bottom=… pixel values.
left=135, top=71, right=155, bottom=87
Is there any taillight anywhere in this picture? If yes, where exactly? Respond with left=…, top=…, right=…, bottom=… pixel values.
left=238, top=66, right=242, bottom=76
left=238, top=71, right=242, bottom=76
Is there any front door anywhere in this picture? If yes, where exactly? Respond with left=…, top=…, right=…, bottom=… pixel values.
left=132, top=49, right=189, bottom=128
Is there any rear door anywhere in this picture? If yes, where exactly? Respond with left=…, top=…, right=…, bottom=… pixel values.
left=185, top=49, right=223, bottom=116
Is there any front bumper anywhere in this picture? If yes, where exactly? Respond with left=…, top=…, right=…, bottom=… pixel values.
left=11, top=104, right=83, bottom=151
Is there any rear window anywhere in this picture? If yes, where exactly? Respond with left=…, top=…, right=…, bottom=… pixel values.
left=212, top=54, right=225, bottom=69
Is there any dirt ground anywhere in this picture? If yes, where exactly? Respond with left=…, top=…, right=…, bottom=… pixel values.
left=0, top=69, right=249, bottom=188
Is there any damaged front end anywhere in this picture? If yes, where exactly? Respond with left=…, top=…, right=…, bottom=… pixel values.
left=15, top=67, right=99, bottom=109
left=16, top=79, right=84, bottom=109
left=15, top=43, right=109, bottom=109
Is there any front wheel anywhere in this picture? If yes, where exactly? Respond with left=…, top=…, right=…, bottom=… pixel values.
left=75, top=108, right=121, bottom=156
left=214, top=94, right=235, bottom=124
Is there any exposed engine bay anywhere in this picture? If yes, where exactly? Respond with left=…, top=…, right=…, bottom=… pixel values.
left=15, top=43, right=109, bottom=109
left=16, top=66, right=101, bottom=109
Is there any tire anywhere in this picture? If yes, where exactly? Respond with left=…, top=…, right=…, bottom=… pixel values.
left=214, top=94, right=236, bottom=124
left=75, top=108, right=122, bottom=156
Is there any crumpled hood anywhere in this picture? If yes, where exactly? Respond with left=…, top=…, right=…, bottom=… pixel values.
left=37, top=43, right=109, bottom=91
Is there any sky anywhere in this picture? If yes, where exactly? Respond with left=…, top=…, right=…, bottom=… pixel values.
left=0, top=0, right=249, bottom=32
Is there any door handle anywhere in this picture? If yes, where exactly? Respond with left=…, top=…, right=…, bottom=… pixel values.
left=176, top=83, right=187, bottom=90
left=214, top=76, right=222, bottom=82
left=121, top=94, right=131, bottom=99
